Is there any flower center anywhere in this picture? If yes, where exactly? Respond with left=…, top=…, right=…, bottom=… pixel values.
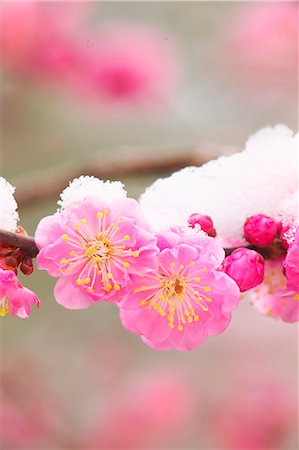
left=163, top=277, right=185, bottom=297
left=138, top=262, right=213, bottom=332
left=85, top=237, right=112, bottom=262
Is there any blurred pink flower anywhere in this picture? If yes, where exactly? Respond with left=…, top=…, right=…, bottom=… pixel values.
left=0, top=356, right=65, bottom=448
left=35, top=197, right=158, bottom=309
left=221, top=248, right=264, bottom=292
left=0, top=267, right=40, bottom=318
left=86, top=370, right=194, bottom=449
left=119, top=229, right=240, bottom=351
left=79, top=23, right=180, bottom=106
left=215, top=375, right=296, bottom=449
left=251, top=259, right=299, bottom=323
left=284, top=226, right=299, bottom=290
left=0, top=1, right=86, bottom=84
left=222, top=2, right=297, bottom=94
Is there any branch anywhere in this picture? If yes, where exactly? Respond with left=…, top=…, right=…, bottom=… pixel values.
left=0, top=228, right=283, bottom=262
left=13, top=144, right=236, bottom=208
left=0, top=229, right=39, bottom=258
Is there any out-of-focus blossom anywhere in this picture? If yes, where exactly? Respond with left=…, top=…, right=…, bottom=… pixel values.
left=284, top=226, right=299, bottom=290
left=0, top=1, right=86, bottom=84
left=0, top=267, right=40, bottom=318
left=78, top=23, right=180, bottom=107
left=251, top=259, right=299, bottom=323
left=188, top=213, right=216, bottom=237
left=35, top=180, right=158, bottom=309
left=222, top=3, right=298, bottom=95
left=119, top=228, right=240, bottom=351
left=0, top=356, right=64, bottom=448
left=222, top=248, right=264, bottom=292
left=215, top=374, right=297, bottom=449
left=86, top=370, right=194, bottom=449
left=244, top=214, right=278, bottom=248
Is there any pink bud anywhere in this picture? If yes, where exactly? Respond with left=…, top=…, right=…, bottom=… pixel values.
left=188, top=213, right=216, bottom=237
left=222, top=248, right=265, bottom=292
left=244, top=214, right=278, bottom=247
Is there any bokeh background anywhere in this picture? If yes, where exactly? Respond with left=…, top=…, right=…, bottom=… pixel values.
left=1, top=1, right=298, bottom=448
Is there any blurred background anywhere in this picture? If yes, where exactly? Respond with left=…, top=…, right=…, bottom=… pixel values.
left=1, top=1, right=298, bottom=448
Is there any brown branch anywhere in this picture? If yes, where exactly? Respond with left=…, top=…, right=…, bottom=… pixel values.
left=13, top=144, right=236, bottom=208
left=0, top=228, right=283, bottom=262
left=0, top=229, right=39, bottom=258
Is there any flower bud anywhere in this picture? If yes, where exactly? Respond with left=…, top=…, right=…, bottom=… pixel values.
left=244, top=214, right=278, bottom=247
left=188, top=213, right=216, bottom=237
left=222, top=248, right=265, bottom=292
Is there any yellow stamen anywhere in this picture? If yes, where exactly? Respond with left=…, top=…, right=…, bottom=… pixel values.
left=104, top=283, right=112, bottom=292
left=76, top=279, right=83, bottom=286
left=203, top=286, right=211, bottom=292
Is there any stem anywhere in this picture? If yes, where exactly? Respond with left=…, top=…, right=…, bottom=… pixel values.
left=0, top=229, right=39, bottom=258
left=0, top=228, right=282, bottom=261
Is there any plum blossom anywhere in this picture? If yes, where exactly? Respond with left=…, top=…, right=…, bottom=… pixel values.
left=251, top=259, right=299, bottom=323
left=0, top=268, right=40, bottom=318
left=79, top=23, right=180, bottom=107
left=220, top=2, right=298, bottom=99
left=244, top=214, right=278, bottom=248
left=119, top=229, right=240, bottom=351
left=221, top=248, right=264, bottom=292
left=35, top=182, right=158, bottom=309
left=0, top=1, right=87, bottom=84
left=86, top=370, right=194, bottom=448
left=215, top=373, right=296, bottom=449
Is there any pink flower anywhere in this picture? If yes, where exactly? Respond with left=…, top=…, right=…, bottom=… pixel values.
left=215, top=373, right=296, bottom=449
left=284, top=227, right=299, bottom=290
left=0, top=268, right=40, bottom=318
left=251, top=259, right=299, bottom=323
left=221, top=248, right=264, bottom=292
left=86, top=370, right=194, bottom=448
left=0, top=1, right=86, bottom=84
left=35, top=197, right=158, bottom=309
left=188, top=213, right=216, bottom=237
left=222, top=3, right=297, bottom=95
left=244, top=214, right=278, bottom=247
left=79, top=23, right=180, bottom=106
left=119, top=230, right=240, bottom=351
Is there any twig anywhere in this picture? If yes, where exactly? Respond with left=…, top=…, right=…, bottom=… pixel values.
left=0, top=228, right=283, bottom=261
left=13, top=144, right=236, bottom=208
